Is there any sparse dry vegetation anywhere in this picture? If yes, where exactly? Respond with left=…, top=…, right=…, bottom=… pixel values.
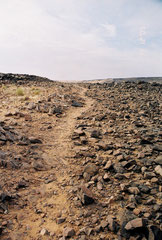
left=16, top=87, right=24, bottom=96
left=32, top=88, right=41, bottom=95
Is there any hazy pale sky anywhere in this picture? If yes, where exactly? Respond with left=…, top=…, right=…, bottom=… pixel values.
left=0, top=0, right=162, bottom=80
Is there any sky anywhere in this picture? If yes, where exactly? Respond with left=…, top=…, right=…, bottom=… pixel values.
left=0, top=0, right=162, bottom=81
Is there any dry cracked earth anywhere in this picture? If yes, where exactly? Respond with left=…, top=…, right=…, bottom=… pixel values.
left=0, top=74, right=162, bottom=240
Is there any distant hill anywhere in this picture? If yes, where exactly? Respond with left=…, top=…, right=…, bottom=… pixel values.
left=0, top=72, right=53, bottom=83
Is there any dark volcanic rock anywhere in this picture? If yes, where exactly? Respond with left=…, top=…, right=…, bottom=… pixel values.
left=71, top=100, right=84, bottom=107
left=124, top=218, right=146, bottom=231
left=91, top=130, right=102, bottom=139
left=78, top=185, right=95, bottom=205
left=29, top=137, right=43, bottom=144
left=83, top=163, right=98, bottom=176
left=154, top=155, right=162, bottom=165
left=63, top=227, right=75, bottom=238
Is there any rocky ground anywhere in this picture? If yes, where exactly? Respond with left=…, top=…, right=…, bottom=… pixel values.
left=0, top=74, right=162, bottom=240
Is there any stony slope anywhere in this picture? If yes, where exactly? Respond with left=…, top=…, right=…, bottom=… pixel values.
left=0, top=75, right=162, bottom=240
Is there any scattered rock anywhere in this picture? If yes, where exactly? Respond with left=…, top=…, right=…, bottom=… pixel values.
left=107, top=215, right=118, bottom=232
left=128, top=187, right=140, bottom=195
left=154, top=155, right=162, bottom=165
left=29, top=137, right=42, bottom=144
left=40, top=228, right=49, bottom=236
left=57, top=218, right=66, bottom=224
left=83, top=163, right=98, bottom=177
left=104, top=160, right=113, bottom=170
left=63, top=227, right=75, bottom=238
left=91, top=130, right=102, bottom=139
left=0, top=76, right=161, bottom=240
left=78, top=185, right=95, bottom=205
left=124, top=218, right=146, bottom=231
left=155, top=165, right=162, bottom=176
left=71, top=100, right=83, bottom=107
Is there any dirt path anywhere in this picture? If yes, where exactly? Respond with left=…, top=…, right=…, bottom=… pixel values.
left=8, top=86, right=94, bottom=239
left=49, top=87, right=93, bottom=166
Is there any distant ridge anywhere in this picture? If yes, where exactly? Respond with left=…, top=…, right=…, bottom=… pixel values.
left=0, top=73, right=162, bottom=84
left=83, top=77, right=162, bottom=84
